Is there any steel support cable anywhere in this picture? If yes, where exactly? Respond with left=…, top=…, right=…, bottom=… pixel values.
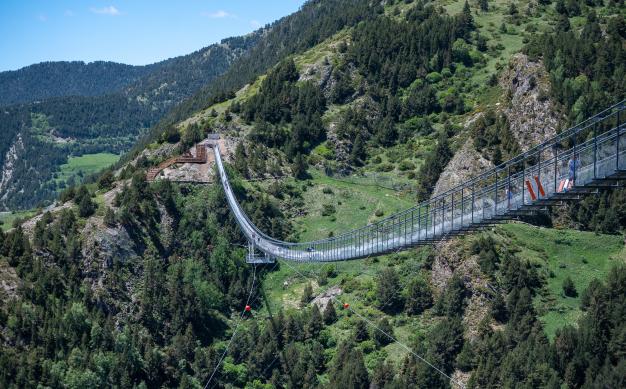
left=204, top=265, right=257, bottom=389
left=209, top=260, right=282, bottom=388
left=280, top=259, right=466, bottom=389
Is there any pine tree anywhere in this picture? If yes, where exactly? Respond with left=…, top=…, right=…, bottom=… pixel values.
left=349, top=133, right=366, bottom=166
left=479, top=0, right=489, bottom=11
left=436, top=273, right=467, bottom=318
left=372, top=318, right=393, bottom=347
left=323, top=300, right=337, bottom=324
left=104, top=207, right=116, bottom=227
left=306, top=305, right=323, bottom=339
left=491, top=292, right=508, bottom=322
left=301, top=283, right=313, bottom=307
left=562, top=277, right=577, bottom=297
left=405, top=277, right=433, bottom=315
left=76, top=186, right=96, bottom=218
left=377, top=267, right=403, bottom=313
left=353, top=319, right=369, bottom=342
left=292, top=153, right=309, bottom=180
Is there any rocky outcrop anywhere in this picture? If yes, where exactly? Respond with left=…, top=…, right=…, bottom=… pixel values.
left=21, top=201, right=74, bottom=237
left=0, top=259, right=19, bottom=302
left=0, top=134, right=25, bottom=208
left=80, top=217, right=141, bottom=315
left=432, top=137, right=493, bottom=197
left=311, top=285, right=342, bottom=311
left=430, top=239, right=492, bottom=341
left=500, top=53, right=562, bottom=151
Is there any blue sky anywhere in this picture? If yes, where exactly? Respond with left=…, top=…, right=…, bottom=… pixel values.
left=0, top=1, right=307, bottom=71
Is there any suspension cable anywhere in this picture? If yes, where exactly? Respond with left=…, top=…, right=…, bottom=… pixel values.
left=204, top=264, right=257, bottom=389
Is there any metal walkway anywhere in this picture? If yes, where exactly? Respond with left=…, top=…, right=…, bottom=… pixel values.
left=213, top=100, right=626, bottom=263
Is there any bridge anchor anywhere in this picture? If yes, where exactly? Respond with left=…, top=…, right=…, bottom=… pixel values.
left=246, top=241, right=275, bottom=264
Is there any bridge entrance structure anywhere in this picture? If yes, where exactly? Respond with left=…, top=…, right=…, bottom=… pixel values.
left=212, top=100, right=626, bottom=263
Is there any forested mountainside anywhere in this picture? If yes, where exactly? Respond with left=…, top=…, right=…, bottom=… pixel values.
left=0, top=61, right=156, bottom=106
left=0, top=34, right=259, bottom=210
left=1, top=0, right=625, bottom=388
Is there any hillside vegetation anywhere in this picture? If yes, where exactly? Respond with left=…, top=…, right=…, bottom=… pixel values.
left=0, top=0, right=625, bottom=388
left=0, top=61, right=155, bottom=106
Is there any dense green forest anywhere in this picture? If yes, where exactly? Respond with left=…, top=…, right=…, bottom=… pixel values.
left=1, top=0, right=625, bottom=388
left=0, top=61, right=155, bottom=106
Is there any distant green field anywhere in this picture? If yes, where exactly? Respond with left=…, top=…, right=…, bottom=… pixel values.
left=0, top=210, right=35, bottom=231
left=55, top=153, right=119, bottom=186
left=498, top=223, right=625, bottom=338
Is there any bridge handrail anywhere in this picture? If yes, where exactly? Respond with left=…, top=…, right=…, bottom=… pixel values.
left=213, top=99, right=625, bottom=256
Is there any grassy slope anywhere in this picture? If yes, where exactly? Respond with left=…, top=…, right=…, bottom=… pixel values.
left=499, top=223, right=625, bottom=338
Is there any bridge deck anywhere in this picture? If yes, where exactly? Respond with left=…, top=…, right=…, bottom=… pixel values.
left=212, top=100, right=626, bottom=263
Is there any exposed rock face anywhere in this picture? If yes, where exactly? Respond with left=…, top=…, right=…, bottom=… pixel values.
left=0, top=258, right=19, bottom=302
left=311, top=285, right=342, bottom=311
left=81, top=217, right=140, bottom=313
left=430, top=239, right=492, bottom=341
left=0, top=134, right=25, bottom=208
left=433, top=137, right=493, bottom=197
left=500, top=53, right=562, bottom=151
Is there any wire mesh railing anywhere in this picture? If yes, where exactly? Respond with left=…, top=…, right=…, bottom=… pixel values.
left=213, top=99, right=626, bottom=263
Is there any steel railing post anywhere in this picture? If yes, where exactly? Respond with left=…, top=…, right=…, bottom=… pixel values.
left=471, top=183, right=475, bottom=225
left=554, top=143, right=558, bottom=194
left=522, top=157, right=526, bottom=205
left=593, top=122, right=598, bottom=179
left=617, top=109, right=621, bottom=170
left=507, top=165, right=511, bottom=210
left=451, top=193, right=454, bottom=231
left=537, top=149, right=542, bottom=198
left=461, top=187, right=465, bottom=227
left=417, top=207, right=421, bottom=242
left=494, top=170, right=498, bottom=216
left=432, top=201, right=436, bottom=238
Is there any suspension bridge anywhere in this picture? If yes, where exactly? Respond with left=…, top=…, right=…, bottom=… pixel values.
left=212, top=100, right=626, bottom=264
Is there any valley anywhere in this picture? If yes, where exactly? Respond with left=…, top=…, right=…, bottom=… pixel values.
left=0, top=0, right=625, bottom=388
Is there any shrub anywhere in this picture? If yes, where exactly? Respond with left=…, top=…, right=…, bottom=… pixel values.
left=426, top=72, right=442, bottom=83
left=322, top=204, right=336, bottom=216
left=562, top=277, right=577, bottom=297
left=398, top=160, right=416, bottom=171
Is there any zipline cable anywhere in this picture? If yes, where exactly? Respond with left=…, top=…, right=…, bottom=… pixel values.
left=280, top=259, right=466, bottom=389
left=204, top=264, right=257, bottom=389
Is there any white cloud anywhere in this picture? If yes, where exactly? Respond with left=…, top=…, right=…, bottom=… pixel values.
left=250, top=20, right=262, bottom=28
left=203, top=10, right=232, bottom=19
left=38, top=13, right=48, bottom=22
left=90, top=6, right=120, bottom=16
left=64, top=10, right=75, bottom=17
